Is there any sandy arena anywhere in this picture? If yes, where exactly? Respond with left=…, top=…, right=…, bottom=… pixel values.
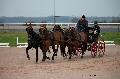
left=0, top=45, right=120, bottom=79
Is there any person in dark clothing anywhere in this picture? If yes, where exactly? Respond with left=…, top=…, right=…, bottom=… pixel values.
left=76, top=15, right=88, bottom=32
left=93, top=21, right=100, bottom=42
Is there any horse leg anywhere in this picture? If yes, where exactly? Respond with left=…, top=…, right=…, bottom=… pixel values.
left=60, top=43, right=67, bottom=58
left=40, top=44, right=46, bottom=61
left=52, top=44, right=57, bottom=60
left=81, top=42, right=87, bottom=58
left=26, top=46, right=31, bottom=60
left=52, top=55, right=54, bottom=60
left=81, top=50, right=84, bottom=58
left=52, top=47, right=56, bottom=60
left=42, top=52, right=47, bottom=61
left=73, top=48, right=77, bottom=56
left=54, top=44, right=59, bottom=56
left=60, top=44, right=63, bottom=56
left=52, top=50, right=58, bottom=60
left=52, top=50, right=56, bottom=60
left=35, top=47, right=38, bottom=63
left=42, top=49, right=50, bottom=61
left=45, top=49, right=50, bottom=60
left=62, top=49, right=67, bottom=58
left=68, top=47, right=72, bottom=59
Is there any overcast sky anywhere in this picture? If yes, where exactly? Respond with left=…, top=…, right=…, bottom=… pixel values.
left=0, top=0, right=120, bottom=17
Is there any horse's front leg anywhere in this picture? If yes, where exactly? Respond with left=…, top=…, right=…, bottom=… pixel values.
left=42, top=52, right=47, bottom=61
left=35, top=47, right=38, bottom=63
left=81, top=42, right=87, bottom=58
left=52, top=44, right=59, bottom=60
left=26, top=46, right=31, bottom=60
left=60, top=44, right=67, bottom=58
left=41, top=46, right=50, bottom=61
left=68, top=46, right=72, bottom=59
left=42, top=52, right=50, bottom=61
left=52, top=45, right=55, bottom=60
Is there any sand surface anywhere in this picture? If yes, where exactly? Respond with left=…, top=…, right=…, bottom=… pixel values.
left=0, top=45, right=120, bottom=79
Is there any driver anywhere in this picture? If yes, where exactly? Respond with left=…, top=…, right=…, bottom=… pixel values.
left=76, top=15, right=88, bottom=32
left=93, top=21, right=100, bottom=42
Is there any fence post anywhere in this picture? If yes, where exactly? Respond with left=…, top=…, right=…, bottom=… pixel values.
left=17, top=36, right=18, bottom=45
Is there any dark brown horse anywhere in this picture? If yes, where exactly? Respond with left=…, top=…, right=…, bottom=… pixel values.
left=51, top=25, right=67, bottom=60
left=79, top=31, right=88, bottom=58
left=26, top=23, right=40, bottom=63
left=39, top=24, right=51, bottom=61
left=64, top=27, right=82, bottom=59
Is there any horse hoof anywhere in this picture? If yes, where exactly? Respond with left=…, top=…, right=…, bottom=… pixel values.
left=47, top=57, right=50, bottom=60
left=69, top=57, right=71, bottom=59
left=42, top=59, right=45, bottom=61
left=54, top=53, right=57, bottom=56
left=28, top=57, right=30, bottom=60
left=81, top=56, right=83, bottom=59
left=52, top=56, right=54, bottom=60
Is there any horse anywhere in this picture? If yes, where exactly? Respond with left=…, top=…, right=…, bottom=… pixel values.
left=51, top=25, right=67, bottom=60
left=64, top=27, right=82, bottom=59
left=39, top=24, right=51, bottom=61
left=78, top=30, right=88, bottom=58
left=26, top=23, right=40, bottom=63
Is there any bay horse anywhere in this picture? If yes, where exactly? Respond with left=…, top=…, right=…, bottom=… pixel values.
left=26, top=23, right=40, bottom=63
left=79, top=31, right=88, bottom=58
left=51, top=25, right=67, bottom=60
left=64, top=27, right=82, bottom=59
left=39, top=24, right=51, bottom=61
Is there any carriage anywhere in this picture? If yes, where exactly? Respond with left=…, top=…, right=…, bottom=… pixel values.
left=86, top=26, right=105, bottom=57
left=66, top=26, right=105, bottom=58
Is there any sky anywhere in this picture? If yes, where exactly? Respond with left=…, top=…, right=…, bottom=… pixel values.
left=0, top=0, right=120, bottom=17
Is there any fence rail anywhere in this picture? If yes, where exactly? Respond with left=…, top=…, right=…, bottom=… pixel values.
left=0, top=22, right=120, bottom=25
left=0, top=23, right=120, bottom=32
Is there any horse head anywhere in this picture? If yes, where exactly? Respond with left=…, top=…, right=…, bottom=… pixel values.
left=68, top=27, right=75, bottom=32
left=39, top=24, right=47, bottom=33
left=26, top=22, right=33, bottom=35
left=53, top=25, right=62, bottom=31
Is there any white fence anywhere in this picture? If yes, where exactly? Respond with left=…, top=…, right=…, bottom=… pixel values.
left=16, top=36, right=115, bottom=48
left=0, top=23, right=120, bottom=32
left=0, top=22, right=120, bottom=26
left=0, top=36, right=116, bottom=48
left=0, top=43, right=10, bottom=47
left=16, top=36, right=28, bottom=48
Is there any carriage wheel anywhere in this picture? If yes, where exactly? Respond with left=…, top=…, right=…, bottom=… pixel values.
left=75, top=48, right=81, bottom=56
left=91, top=42, right=97, bottom=57
left=98, top=41, right=105, bottom=57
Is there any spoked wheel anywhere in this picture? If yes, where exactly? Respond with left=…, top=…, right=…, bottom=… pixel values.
left=98, top=41, right=105, bottom=57
left=76, top=48, right=81, bottom=56
left=91, top=42, right=97, bottom=58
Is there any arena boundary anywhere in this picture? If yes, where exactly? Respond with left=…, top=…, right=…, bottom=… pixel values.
left=0, top=43, right=10, bottom=47
left=16, top=36, right=115, bottom=48
left=16, top=36, right=28, bottom=48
